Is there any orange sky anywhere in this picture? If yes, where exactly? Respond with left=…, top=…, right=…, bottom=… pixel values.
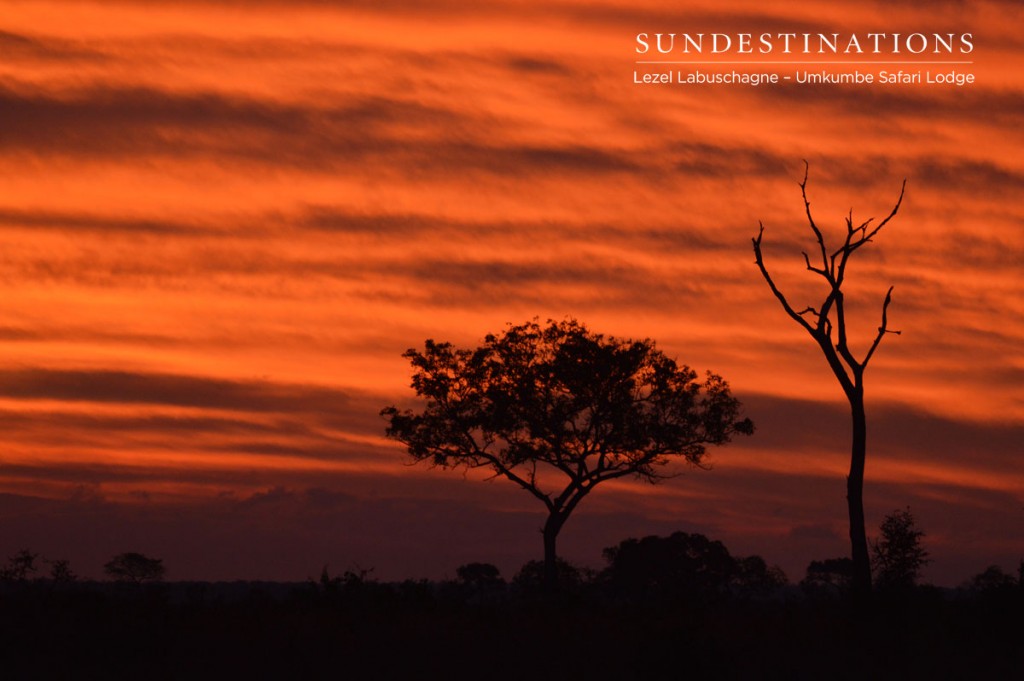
left=0, top=0, right=1021, bottom=584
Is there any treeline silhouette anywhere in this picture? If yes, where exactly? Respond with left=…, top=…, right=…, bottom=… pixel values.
left=2, top=532, right=1021, bottom=680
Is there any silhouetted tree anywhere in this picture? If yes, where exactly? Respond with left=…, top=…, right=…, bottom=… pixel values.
left=602, top=531, right=785, bottom=602
left=382, top=318, right=753, bottom=591
left=965, top=565, right=1017, bottom=593
left=752, top=164, right=906, bottom=594
left=104, top=552, right=166, bottom=584
left=802, top=557, right=855, bottom=596
left=513, top=558, right=588, bottom=593
left=456, top=562, right=504, bottom=589
left=733, top=554, right=789, bottom=593
left=312, top=564, right=381, bottom=602
left=48, top=558, right=76, bottom=584
left=603, top=532, right=734, bottom=601
left=871, top=507, right=929, bottom=590
left=0, top=549, right=39, bottom=582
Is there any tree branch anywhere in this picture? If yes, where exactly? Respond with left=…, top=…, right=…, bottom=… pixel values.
left=852, top=180, right=906, bottom=252
left=833, top=289, right=862, bottom=373
left=800, top=161, right=831, bottom=275
left=753, top=223, right=817, bottom=337
left=863, top=286, right=900, bottom=368
left=463, top=437, right=553, bottom=510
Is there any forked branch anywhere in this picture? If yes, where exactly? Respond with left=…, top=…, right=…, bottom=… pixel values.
left=752, top=223, right=816, bottom=337
left=753, top=165, right=906, bottom=380
left=800, top=162, right=830, bottom=276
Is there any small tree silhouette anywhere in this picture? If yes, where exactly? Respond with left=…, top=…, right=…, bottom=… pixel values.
left=0, top=549, right=39, bottom=582
left=752, top=164, right=905, bottom=594
left=802, top=557, right=855, bottom=596
left=965, top=565, right=1017, bottom=593
left=104, top=552, right=166, bottom=584
left=603, top=532, right=736, bottom=601
left=456, top=562, right=504, bottom=589
left=382, top=318, right=753, bottom=592
left=513, top=558, right=587, bottom=593
left=871, top=507, right=929, bottom=589
left=602, top=532, right=786, bottom=602
left=48, top=558, right=77, bottom=584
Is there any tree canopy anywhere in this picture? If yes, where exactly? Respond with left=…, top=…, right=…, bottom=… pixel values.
left=602, top=532, right=787, bottom=602
left=104, top=552, right=166, bottom=584
left=872, top=507, right=929, bottom=589
left=382, top=318, right=753, bottom=589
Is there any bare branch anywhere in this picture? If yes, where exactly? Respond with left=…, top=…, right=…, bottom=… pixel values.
left=800, top=160, right=830, bottom=274
left=801, top=251, right=828, bottom=276
left=839, top=180, right=907, bottom=260
left=863, top=286, right=901, bottom=368
left=862, top=179, right=906, bottom=241
left=465, top=438, right=553, bottom=510
left=753, top=223, right=817, bottom=337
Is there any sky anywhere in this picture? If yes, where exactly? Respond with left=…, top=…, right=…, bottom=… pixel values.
left=0, top=0, right=1021, bottom=585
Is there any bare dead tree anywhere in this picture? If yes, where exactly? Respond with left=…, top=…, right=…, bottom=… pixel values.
left=751, top=163, right=905, bottom=595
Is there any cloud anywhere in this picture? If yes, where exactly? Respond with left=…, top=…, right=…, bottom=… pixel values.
left=913, top=158, right=1024, bottom=198
left=0, top=207, right=216, bottom=237
left=0, top=368, right=351, bottom=412
left=0, top=29, right=107, bottom=62
left=0, top=83, right=456, bottom=166
left=740, top=393, right=1024, bottom=478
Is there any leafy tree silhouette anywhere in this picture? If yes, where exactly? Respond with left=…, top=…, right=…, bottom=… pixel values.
left=603, top=532, right=735, bottom=602
left=382, top=318, right=753, bottom=591
left=513, top=558, right=587, bottom=593
left=752, top=164, right=905, bottom=594
left=801, top=557, right=855, bottom=596
left=965, top=565, right=1018, bottom=593
left=456, top=562, right=504, bottom=589
left=602, top=531, right=786, bottom=602
left=871, top=507, right=929, bottom=590
left=47, top=558, right=76, bottom=584
left=104, top=552, right=166, bottom=584
left=733, top=554, right=788, bottom=593
left=0, top=549, right=39, bottom=582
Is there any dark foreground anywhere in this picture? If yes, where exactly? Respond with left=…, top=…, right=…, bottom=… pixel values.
left=2, top=579, right=1021, bottom=680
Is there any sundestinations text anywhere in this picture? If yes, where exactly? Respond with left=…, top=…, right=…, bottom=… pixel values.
left=635, top=32, right=974, bottom=55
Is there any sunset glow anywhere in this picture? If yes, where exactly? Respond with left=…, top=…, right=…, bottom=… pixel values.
left=0, top=0, right=1021, bottom=584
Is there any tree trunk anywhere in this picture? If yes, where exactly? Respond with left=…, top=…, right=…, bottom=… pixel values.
left=847, top=390, right=872, bottom=595
left=542, top=512, right=566, bottom=593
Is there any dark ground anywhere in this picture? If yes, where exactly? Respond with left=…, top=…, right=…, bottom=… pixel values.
left=1, top=578, right=1021, bottom=680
